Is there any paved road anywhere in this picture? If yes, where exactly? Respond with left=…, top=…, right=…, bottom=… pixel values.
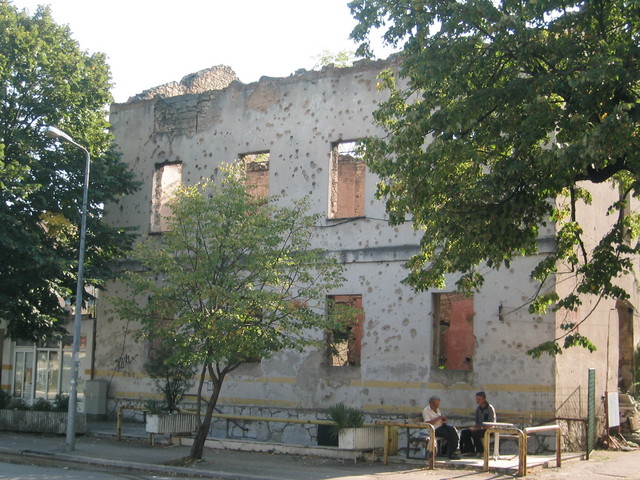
left=2, top=426, right=640, bottom=479
left=0, top=460, right=146, bottom=479
left=2, top=451, right=640, bottom=480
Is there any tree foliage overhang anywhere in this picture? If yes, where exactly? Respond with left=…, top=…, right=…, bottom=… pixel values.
left=349, top=0, right=640, bottom=355
left=0, top=4, right=139, bottom=341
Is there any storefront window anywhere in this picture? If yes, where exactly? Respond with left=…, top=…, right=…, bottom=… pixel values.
left=12, top=336, right=86, bottom=403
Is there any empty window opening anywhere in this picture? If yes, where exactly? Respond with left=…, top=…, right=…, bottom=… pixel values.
left=151, top=162, right=182, bottom=233
left=433, top=293, right=474, bottom=371
left=327, top=295, right=364, bottom=366
left=242, top=152, right=270, bottom=199
left=329, top=141, right=365, bottom=219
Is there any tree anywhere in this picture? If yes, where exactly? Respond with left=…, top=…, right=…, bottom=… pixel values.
left=348, top=0, right=640, bottom=355
left=144, top=343, right=196, bottom=414
left=0, top=3, right=138, bottom=341
left=115, top=166, right=348, bottom=461
left=313, top=49, right=356, bottom=69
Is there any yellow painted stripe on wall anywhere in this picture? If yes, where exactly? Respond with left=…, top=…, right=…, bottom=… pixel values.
left=112, top=393, right=297, bottom=408
left=361, top=404, right=554, bottom=417
left=349, top=380, right=430, bottom=389
left=360, top=404, right=475, bottom=415
left=348, top=380, right=469, bottom=390
left=103, top=373, right=552, bottom=393
left=113, top=391, right=160, bottom=399
left=349, top=379, right=553, bottom=393
left=99, top=370, right=552, bottom=394
left=1, top=364, right=12, bottom=370
left=361, top=404, right=423, bottom=415
left=228, top=377, right=296, bottom=385
left=218, top=397, right=297, bottom=408
left=483, top=384, right=553, bottom=393
left=92, top=370, right=148, bottom=379
left=95, top=371, right=298, bottom=384
left=1, top=384, right=11, bottom=390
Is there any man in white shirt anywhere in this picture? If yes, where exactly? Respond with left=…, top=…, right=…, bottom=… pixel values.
left=422, top=395, right=460, bottom=459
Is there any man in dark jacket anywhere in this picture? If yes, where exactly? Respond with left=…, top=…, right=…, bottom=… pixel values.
left=460, top=391, right=496, bottom=456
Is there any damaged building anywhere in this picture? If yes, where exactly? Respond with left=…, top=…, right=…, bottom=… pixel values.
left=1, top=59, right=638, bottom=448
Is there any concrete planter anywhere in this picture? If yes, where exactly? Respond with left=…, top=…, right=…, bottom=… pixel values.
left=338, top=426, right=385, bottom=450
left=0, top=409, right=86, bottom=434
left=146, top=413, right=198, bottom=434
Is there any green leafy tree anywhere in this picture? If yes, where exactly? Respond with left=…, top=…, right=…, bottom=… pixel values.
left=349, top=0, right=640, bottom=355
left=144, top=343, right=196, bottom=413
left=0, top=3, right=138, bottom=341
left=313, top=49, right=356, bottom=69
left=116, top=166, right=348, bottom=460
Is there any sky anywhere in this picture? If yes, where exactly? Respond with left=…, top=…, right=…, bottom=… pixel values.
left=11, top=0, right=389, bottom=103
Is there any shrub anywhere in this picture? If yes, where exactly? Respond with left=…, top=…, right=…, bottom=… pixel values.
left=144, top=345, right=196, bottom=413
left=327, top=402, right=365, bottom=439
left=51, top=394, right=69, bottom=412
left=31, top=397, right=52, bottom=412
left=144, top=400, right=168, bottom=414
left=0, top=390, right=11, bottom=409
left=6, top=397, right=29, bottom=411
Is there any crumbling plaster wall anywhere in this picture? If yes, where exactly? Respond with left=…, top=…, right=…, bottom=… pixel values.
left=128, top=65, right=238, bottom=102
left=553, top=181, right=640, bottom=419
left=97, top=59, right=557, bottom=425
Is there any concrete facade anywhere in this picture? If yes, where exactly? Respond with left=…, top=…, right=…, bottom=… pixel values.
left=2, top=60, right=638, bottom=449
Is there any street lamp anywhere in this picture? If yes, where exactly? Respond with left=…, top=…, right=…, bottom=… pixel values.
left=45, top=125, right=90, bottom=451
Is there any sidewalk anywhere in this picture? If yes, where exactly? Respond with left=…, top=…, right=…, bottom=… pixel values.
left=0, top=420, right=638, bottom=479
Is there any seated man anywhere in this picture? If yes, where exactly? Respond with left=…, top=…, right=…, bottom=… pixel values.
left=422, top=395, right=460, bottom=459
left=460, top=391, right=496, bottom=456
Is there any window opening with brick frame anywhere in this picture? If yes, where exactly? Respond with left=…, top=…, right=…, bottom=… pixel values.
left=241, top=152, right=270, bottom=199
left=328, top=141, right=365, bottom=219
left=432, top=292, right=474, bottom=370
left=326, top=295, right=364, bottom=366
left=150, top=161, right=182, bottom=233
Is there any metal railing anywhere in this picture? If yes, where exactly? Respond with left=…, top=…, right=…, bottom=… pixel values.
left=116, top=407, right=380, bottom=442
left=116, top=406, right=147, bottom=441
left=482, top=423, right=562, bottom=477
left=376, top=421, right=437, bottom=469
left=116, top=407, right=562, bottom=477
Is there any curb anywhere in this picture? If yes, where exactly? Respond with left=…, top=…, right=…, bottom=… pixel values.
left=0, top=447, right=274, bottom=480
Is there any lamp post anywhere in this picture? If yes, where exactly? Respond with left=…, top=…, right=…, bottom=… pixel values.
left=45, top=126, right=90, bottom=451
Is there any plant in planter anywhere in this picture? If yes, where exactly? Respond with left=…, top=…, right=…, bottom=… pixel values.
left=328, top=402, right=364, bottom=438
left=144, top=345, right=198, bottom=435
left=30, top=397, right=52, bottom=412
left=51, top=394, right=70, bottom=412
left=0, top=390, right=11, bottom=410
left=5, top=396, right=29, bottom=411
left=144, top=344, right=196, bottom=413
left=327, top=403, right=384, bottom=450
left=0, top=393, right=84, bottom=434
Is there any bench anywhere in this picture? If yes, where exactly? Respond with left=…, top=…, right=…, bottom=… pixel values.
left=407, top=429, right=447, bottom=459
left=376, top=421, right=438, bottom=468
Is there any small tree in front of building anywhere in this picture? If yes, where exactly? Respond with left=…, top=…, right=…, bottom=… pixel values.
left=116, top=166, right=348, bottom=461
left=143, top=342, right=196, bottom=414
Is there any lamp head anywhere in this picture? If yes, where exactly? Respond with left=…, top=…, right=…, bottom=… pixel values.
left=45, top=125, right=75, bottom=144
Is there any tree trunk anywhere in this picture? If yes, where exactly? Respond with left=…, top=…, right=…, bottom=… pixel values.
left=189, top=371, right=224, bottom=460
